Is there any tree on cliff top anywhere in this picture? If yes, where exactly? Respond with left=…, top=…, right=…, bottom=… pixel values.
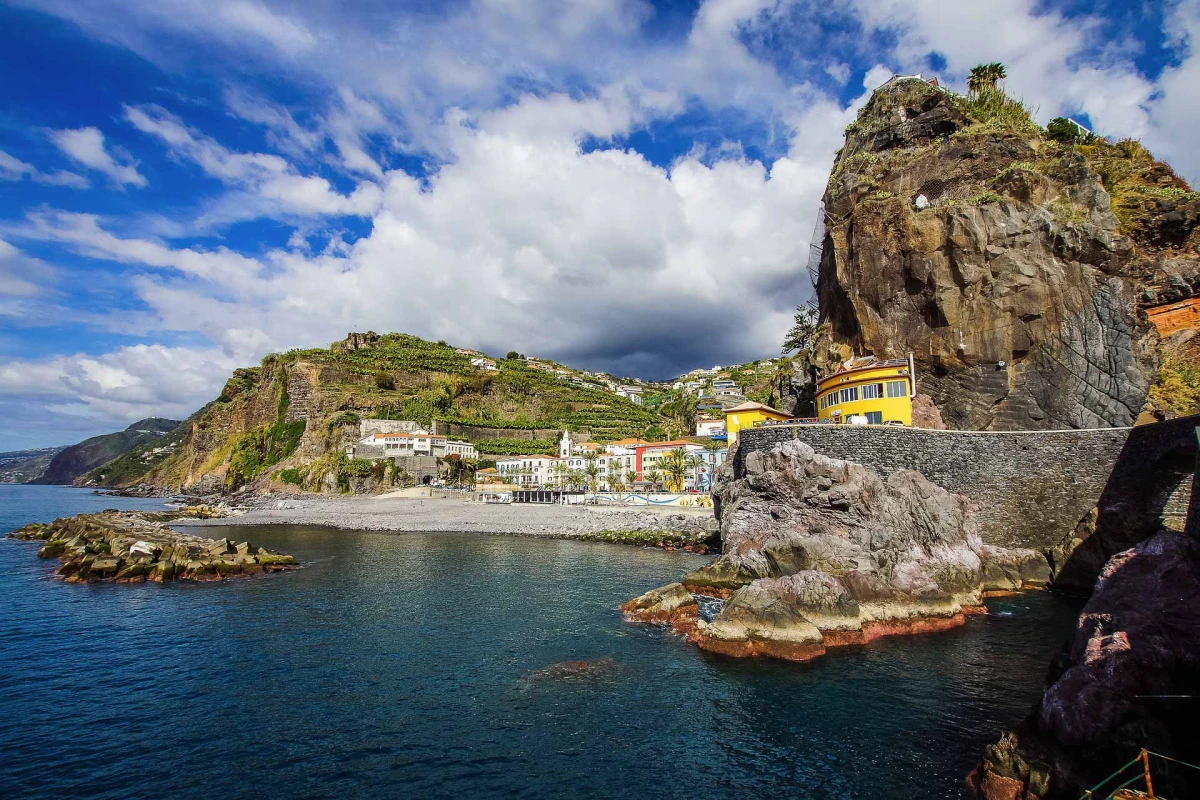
left=967, top=62, right=1006, bottom=96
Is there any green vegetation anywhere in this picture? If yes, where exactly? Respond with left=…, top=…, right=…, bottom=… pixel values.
left=279, top=467, right=304, bottom=485
left=1047, top=117, right=1083, bottom=144
left=473, top=438, right=558, bottom=455
left=81, top=417, right=195, bottom=487
left=375, top=371, right=395, bottom=390
left=1149, top=352, right=1200, bottom=417
left=1078, top=138, right=1200, bottom=234
left=782, top=305, right=821, bottom=357
left=959, top=87, right=1039, bottom=136
left=967, top=62, right=1006, bottom=96
left=225, top=369, right=306, bottom=489
left=972, top=190, right=1004, bottom=205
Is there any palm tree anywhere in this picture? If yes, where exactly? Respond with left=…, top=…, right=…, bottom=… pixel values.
left=663, top=448, right=687, bottom=493
left=704, top=438, right=724, bottom=491
left=608, top=459, right=626, bottom=498
left=551, top=461, right=570, bottom=490
left=583, top=452, right=600, bottom=492
left=567, top=468, right=586, bottom=491
left=967, top=62, right=1006, bottom=96
left=685, top=453, right=706, bottom=491
left=644, top=466, right=662, bottom=493
left=774, top=358, right=796, bottom=407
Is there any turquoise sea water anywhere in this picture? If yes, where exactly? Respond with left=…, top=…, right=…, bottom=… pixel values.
left=0, top=485, right=1082, bottom=799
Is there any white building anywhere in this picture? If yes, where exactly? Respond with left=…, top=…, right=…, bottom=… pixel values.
left=356, top=432, right=475, bottom=459
left=495, top=455, right=564, bottom=486
left=470, top=356, right=498, bottom=371
left=615, top=385, right=644, bottom=405
left=442, top=440, right=478, bottom=459
left=696, top=419, right=726, bottom=437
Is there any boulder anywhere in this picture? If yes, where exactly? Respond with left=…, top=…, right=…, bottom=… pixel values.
left=620, top=583, right=698, bottom=624
left=630, top=439, right=1002, bottom=662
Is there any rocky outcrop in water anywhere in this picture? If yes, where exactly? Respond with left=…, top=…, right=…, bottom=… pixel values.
left=969, top=530, right=1200, bottom=799
left=625, top=440, right=1045, bottom=662
left=10, top=509, right=298, bottom=583
left=812, top=78, right=1200, bottom=430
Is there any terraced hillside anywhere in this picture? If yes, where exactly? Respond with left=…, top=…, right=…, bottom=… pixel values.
left=91, top=332, right=662, bottom=493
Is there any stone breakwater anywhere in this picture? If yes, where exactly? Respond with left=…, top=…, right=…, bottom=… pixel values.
left=624, top=440, right=1048, bottom=663
left=10, top=509, right=298, bottom=583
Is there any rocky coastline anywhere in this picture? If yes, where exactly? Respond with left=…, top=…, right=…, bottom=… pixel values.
left=623, top=439, right=1047, bottom=663
left=968, top=529, right=1200, bottom=799
left=9, top=508, right=299, bottom=583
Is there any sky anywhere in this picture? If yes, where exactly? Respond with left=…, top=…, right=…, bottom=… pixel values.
left=0, top=0, right=1197, bottom=450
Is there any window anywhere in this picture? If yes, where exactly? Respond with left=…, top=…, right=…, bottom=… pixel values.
left=886, top=380, right=908, bottom=398
left=861, top=383, right=883, bottom=400
left=839, top=386, right=858, bottom=404
left=865, top=411, right=883, bottom=424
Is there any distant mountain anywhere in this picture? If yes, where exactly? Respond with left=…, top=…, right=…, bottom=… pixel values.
left=0, top=447, right=64, bottom=484
left=30, top=418, right=181, bottom=485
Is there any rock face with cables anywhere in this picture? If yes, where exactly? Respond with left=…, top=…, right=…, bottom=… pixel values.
left=969, top=529, right=1200, bottom=799
left=812, top=78, right=1200, bottom=430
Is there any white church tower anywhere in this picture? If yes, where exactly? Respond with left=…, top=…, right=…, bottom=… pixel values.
left=559, top=429, right=572, bottom=459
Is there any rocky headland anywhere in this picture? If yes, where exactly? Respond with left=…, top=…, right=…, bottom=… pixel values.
left=969, top=530, right=1200, bottom=799
left=10, top=509, right=299, bottom=583
left=623, top=439, right=1046, bottom=662
left=777, top=77, right=1200, bottom=429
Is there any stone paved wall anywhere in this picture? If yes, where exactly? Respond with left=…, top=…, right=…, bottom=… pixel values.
left=736, top=419, right=1198, bottom=550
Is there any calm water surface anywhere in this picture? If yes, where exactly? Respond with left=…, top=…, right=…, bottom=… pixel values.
left=0, top=485, right=1081, bottom=799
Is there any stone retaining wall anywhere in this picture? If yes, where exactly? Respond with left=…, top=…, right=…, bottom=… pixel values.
left=736, top=419, right=1198, bottom=551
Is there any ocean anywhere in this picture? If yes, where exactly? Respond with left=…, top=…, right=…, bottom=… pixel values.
left=0, top=485, right=1081, bottom=798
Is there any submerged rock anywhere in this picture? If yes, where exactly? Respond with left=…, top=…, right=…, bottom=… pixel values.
left=628, top=440, right=1042, bottom=662
left=526, top=657, right=624, bottom=682
left=969, top=530, right=1200, bottom=799
left=8, top=509, right=298, bottom=585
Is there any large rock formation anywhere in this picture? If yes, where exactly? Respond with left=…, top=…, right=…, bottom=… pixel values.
left=969, top=530, right=1200, bottom=799
left=814, top=78, right=1200, bottom=429
left=626, top=440, right=1046, bottom=662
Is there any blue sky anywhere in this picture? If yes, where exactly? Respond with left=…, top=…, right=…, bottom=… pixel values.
left=0, top=0, right=1197, bottom=449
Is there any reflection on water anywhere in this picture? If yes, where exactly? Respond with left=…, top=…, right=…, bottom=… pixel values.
left=0, top=488, right=1081, bottom=799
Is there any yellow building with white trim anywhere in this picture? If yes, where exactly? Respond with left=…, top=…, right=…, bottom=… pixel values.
left=725, top=401, right=793, bottom=445
left=816, top=355, right=914, bottom=426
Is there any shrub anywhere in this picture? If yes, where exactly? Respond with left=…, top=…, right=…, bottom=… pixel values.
left=1149, top=353, right=1200, bottom=417
left=506, top=351, right=520, bottom=360
left=962, top=88, right=1039, bottom=135
left=279, top=468, right=304, bottom=485
left=1046, top=117, right=1080, bottom=144
left=375, top=371, right=395, bottom=390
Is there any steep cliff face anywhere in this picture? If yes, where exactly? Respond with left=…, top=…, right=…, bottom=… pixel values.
left=815, top=79, right=1200, bottom=429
